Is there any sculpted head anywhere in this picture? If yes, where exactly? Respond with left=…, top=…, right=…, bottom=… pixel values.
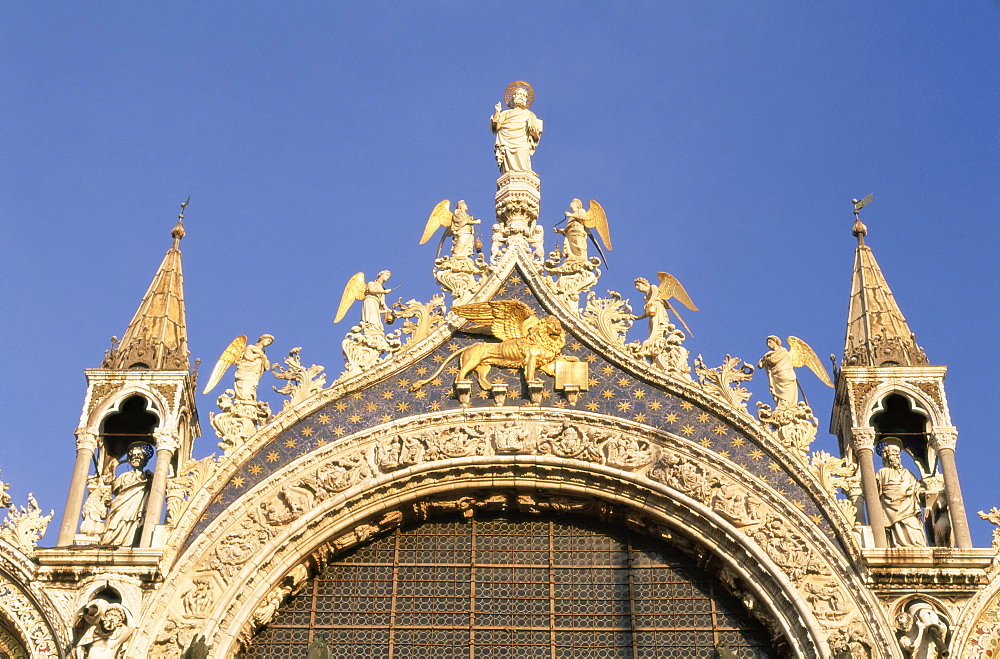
left=100, top=605, right=127, bottom=632
left=258, top=334, right=274, bottom=347
left=766, top=335, right=781, bottom=349
left=457, top=200, right=468, bottom=211
left=124, top=442, right=153, bottom=470
left=508, top=87, right=529, bottom=109
left=878, top=441, right=903, bottom=468
left=376, top=270, right=391, bottom=283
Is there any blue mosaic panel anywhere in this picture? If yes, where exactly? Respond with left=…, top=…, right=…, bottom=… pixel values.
left=187, top=269, right=833, bottom=549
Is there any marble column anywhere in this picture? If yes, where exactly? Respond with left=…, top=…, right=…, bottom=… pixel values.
left=57, top=428, right=99, bottom=546
left=852, top=427, right=887, bottom=548
left=139, top=429, right=178, bottom=548
left=931, top=427, right=972, bottom=549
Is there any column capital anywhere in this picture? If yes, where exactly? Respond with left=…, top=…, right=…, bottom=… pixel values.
left=931, top=427, right=958, bottom=451
left=851, top=427, right=877, bottom=452
left=74, top=428, right=99, bottom=452
left=153, top=429, right=180, bottom=453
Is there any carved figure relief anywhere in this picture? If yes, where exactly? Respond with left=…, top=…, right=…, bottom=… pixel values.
left=376, top=434, right=425, bottom=472
left=490, top=422, right=532, bottom=454
left=181, top=577, right=214, bottom=619
left=71, top=599, right=133, bottom=658
left=757, top=400, right=819, bottom=458
left=424, top=425, right=488, bottom=461
left=537, top=423, right=602, bottom=462
left=750, top=515, right=827, bottom=583
left=896, top=600, right=949, bottom=658
left=603, top=434, right=653, bottom=470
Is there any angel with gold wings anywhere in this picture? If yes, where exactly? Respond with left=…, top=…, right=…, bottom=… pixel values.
left=419, top=200, right=481, bottom=259
left=202, top=334, right=274, bottom=402
left=633, top=272, right=698, bottom=339
left=555, top=199, right=612, bottom=264
left=758, top=336, right=833, bottom=410
left=333, top=271, right=393, bottom=332
left=410, top=300, right=567, bottom=391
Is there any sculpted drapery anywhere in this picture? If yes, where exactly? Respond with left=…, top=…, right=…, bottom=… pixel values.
left=490, top=85, right=542, bottom=173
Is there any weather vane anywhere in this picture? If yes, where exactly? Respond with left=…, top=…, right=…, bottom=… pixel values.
left=851, top=192, right=873, bottom=244
left=172, top=196, right=191, bottom=248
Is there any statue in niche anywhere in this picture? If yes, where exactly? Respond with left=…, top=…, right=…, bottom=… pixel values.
left=876, top=439, right=927, bottom=547
left=757, top=335, right=832, bottom=412
left=202, top=334, right=275, bottom=404
left=896, top=600, right=949, bottom=658
left=72, top=599, right=133, bottom=658
left=490, top=81, right=542, bottom=173
left=553, top=198, right=611, bottom=264
left=100, top=442, right=154, bottom=546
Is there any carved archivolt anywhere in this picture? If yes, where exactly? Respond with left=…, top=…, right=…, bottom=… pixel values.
left=133, top=413, right=896, bottom=657
left=0, top=572, right=60, bottom=659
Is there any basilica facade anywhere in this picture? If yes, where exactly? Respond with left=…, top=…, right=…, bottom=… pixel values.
left=1, top=83, right=998, bottom=658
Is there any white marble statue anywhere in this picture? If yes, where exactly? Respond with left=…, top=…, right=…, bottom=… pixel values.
left=898, top=600, right=949, bottom=658
left=100, top=443, right=154, bottom=546
left=554, top=199, right=611, bottom=263
left=757, top=336, right=832, bottom=411
left=73, top=599, right=133, bottom=658
left=876, top=440, right=927, bottom=547
left=490, top=82, right=542, bottom=173
left=202, top=334, right=275, bottom=405
left=420, top=200, right=482, bottom=259
left=334, top=271, right=394, bottom=333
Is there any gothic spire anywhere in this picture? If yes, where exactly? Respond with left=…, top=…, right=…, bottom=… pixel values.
left=103, top=199, right=191, bottom=370
left=842, top=197, right=928, bottom=368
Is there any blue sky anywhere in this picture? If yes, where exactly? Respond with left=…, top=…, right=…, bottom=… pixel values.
left=2, top=4, right=997, bottom=546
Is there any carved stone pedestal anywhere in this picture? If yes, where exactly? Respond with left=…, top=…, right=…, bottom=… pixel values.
left=494, top=172, right=543, bottom=262
left=455, top=380, right=473, bottom=408
left=490, top=383, right=509, bottom=406
left=526, top=379, right=544, bottom=405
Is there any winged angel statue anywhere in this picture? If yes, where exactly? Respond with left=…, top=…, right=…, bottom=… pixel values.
left=634, top=272, right=698, bottom=338
left=411, top=300, right=569, bottom=391
left=555, top=199, right=612, bottom=264
left=202, top=334, right=274, bottom=449
left=419, top=200, right=481, bottom=259
left=333, top=271, right=402, bottom=376
left=758, top=336, right=833, bottom=411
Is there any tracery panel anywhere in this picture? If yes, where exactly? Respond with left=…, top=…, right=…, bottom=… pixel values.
left=243, top=514, right=774, bottom=658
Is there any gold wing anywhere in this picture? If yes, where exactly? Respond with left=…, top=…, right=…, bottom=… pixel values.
left=453, top=300, right=537, bottom=341
left=787, top=336, right=833, bottom=388
left=202, top=335, right=247, bottom=394
left=333, top=272, right=367, bottom=323
left=419, top=200, right=452, bottom=245
left=656, top=272, right=698, bottom=311
left=584, top=200, right=612, bottom=250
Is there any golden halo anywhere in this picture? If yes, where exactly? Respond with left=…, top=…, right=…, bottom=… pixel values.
left=504, top=81, right=535, bottom=108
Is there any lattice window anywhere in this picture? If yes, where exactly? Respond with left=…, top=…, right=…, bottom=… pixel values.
left=243, top=514, right=774, bottom=658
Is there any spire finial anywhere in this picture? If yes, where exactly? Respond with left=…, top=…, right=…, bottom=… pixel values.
left=171, top=196, right=190, bottom=249
left=851, top=193, right=873, bottom=245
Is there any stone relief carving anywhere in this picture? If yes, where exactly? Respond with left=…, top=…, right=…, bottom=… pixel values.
left=603, top=434, right=653, bottom=470
left=165, top=455, right=217, bottom=526
left=808, top=450, right=860, bottom=523
left=694, top=354, right=755, bottom=413
left=271, top=347, right=326, bottom=410
left=757, top=400, right=819, bottom=458
left=490, top=422, right=532, bottom=454
left=895, top=600, right=949, bottom=658
left=0, top=577, right=59, bottom=658
left=648, top=451, right=711, bottom=502
left=376, top=434, right=425, bottom=472
left=392, top=294, right=447, bottom=348
left=238, top=564, right=310, bottom=649
left=750, top=515, right=828, bottom=584
left=435, top=254, right=489, bottom=305
left=708, top=478, right=762, bottom=528
left=581, top=290, right=633, bottom=344
left=181, top=577, right=214, bottom=619
left=423, top=425, right=488, bottom=461
left=543, top=246, right=600, bottom=308
left=802, top=580, right=848, bottom=621
left=70, top=599, right=133, bottom=659
left=339, top=323, right=403, bottom=379
left=0, top=491, right=53, bottom=556
left=203, top=512, right=275, bottom=581
left=627, top=321, right=691, bottom=379
left=537, top=423, right=602, bottom=462
left=210, top=388, right=271, bottom=454
left=826, top=619, right=873, bottom=658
